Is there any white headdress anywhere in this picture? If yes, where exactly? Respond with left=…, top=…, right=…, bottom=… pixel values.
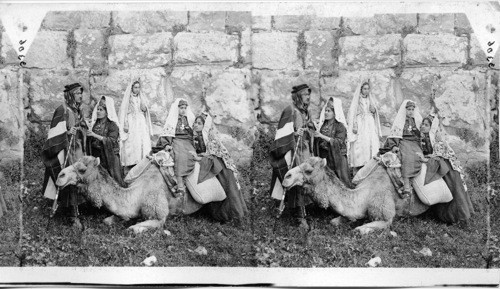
left=90, top=96, right=121, bottom=131
left=388, top=99, right=423, bottom=138
left=118, top=78, right=153, bottom=139
left=161, top=98, right=195, bottom=137
left=317, top=97, right=348, bottom=131
left=347, top=81, right=382, bottom=141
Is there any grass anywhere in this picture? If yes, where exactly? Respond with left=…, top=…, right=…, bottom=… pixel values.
left=20, top=124, right=489, bottom=267
left=0, top=163, right=21, bottom=266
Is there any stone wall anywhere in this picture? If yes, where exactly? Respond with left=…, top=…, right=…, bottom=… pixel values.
left=0, top=11, right=494, bottom=166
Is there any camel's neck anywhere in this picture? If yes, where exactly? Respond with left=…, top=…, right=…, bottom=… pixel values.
left=85, top=167, right=128, bottom=209
left=311, top=168, right=357, bottom=213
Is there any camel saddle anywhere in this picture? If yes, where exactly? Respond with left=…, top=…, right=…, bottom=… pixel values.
left=124, top=152, right=177, bottom=194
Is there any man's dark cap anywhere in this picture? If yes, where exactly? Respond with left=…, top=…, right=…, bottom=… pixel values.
left=64, top=83, right=83, bottom=92
left=292, top=84, right=311, bottom=94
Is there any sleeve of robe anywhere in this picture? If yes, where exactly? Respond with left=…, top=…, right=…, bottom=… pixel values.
left=101, top=121, right=126, bottom=187
left=152, top=136, right=174, bottom=153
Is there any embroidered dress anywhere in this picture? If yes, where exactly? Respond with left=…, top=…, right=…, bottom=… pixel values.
left=194, top=115, right=248, bottom=222
left=347, top=82, right=382, bottom=168
left=118, top=79, right=153, bottom=167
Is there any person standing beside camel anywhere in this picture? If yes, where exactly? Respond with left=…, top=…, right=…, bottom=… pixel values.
left=118, top=79, right=153, bottom=175
left=41, top=83, right=88, bottom=229
left=269, top=84, right=316, bottom=230
left=347, top=81, right=382, bottom=176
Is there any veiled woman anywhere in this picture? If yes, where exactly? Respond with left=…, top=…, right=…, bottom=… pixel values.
left=118, top=79, right=153, bottom=174
left=157, top=98, right=196, bottom=197
left=383, top=100, right=423, bottom=196
left=314, top=97, right=352, bottom=188
left=192, top=113, right=248, bottom=222
left=87, top=96, right=126, bottom=187
left=347, top=81, right=382, bottom=175
left=420, top=115, right=474, bottom=223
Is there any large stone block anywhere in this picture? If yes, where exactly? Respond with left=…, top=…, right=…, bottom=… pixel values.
left=240, top=28, right=252, bottom=64
left=168, top=65, right=224, bottom=116
left=226, top=11, right=252, bottom=30
left=205, top=68, right=255, bottom=126
left=74, top=29, right=105, bottom=68
left=273, top=15, right=313, bottom=32
left=404, top=34, right=467, bottom=67
left=41, top=11, right=110, bottom=31
left=343, top=17, right=378, bottom=36
left=310, top=17, right=341, bottom=31
left=26, top=69, right=90, bottom=122
left=0, top=67, right=22, bottom=162
left=108, top=33, right=172, bottom=69
left=112, top=11, right=188, bottom=34
left=399, top=67, right=457, bottom=115
left=417, top=14, right=455, bottom=34
left=215, top=132, right=253, bottom=166
left=187, top=11, right=226, bottom=32
left=252, top=16, right=272, bottom=31
left=374, top=14, right=417, bottom=34
left=21, top=31, right=72, bottom=69
left=0, top=34, right=18, bottom=65
left=319, top=69, right=396, bottom=126
left=339, top=34, right=401, bottom=70
left=252, top=32, right=301, bottom=70
left=90, top=68, right=170, bottom=128
left=255, top=70, right=320, bottom=122
left=173, top=32, right=238, bottom=65
left=454, top=13, right=473, bottom=35
left=304, top=31, right=334, bottom=71
left=470, top=33, right=489, bottom=66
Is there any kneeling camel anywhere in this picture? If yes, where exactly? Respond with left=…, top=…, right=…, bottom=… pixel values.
left=56, top=156, right=202, bottom=234
left=282, top=157, right=429, bottom=234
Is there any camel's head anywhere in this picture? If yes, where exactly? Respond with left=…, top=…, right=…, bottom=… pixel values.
left=282, top=157, right=327, bottom=189
left=56, top=156, right=100, bottom=189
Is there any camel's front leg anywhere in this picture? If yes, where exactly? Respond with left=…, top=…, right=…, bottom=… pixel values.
left=128, top=219, right=165, bottom=234
left=354, top=220, right=392, bottom=235
left=330, top=216, right=353, bottom=227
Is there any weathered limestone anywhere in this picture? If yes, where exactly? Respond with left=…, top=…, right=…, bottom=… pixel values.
left=252, top=32, right=301, bottom=70
left=454, top=13, right=473, bottom=35
left=90, top=68, right=169, bottom=126
left=251, top=16, right=272, bottom=31
left=112, top=11, right=188, bottom=34
left=74, top=29, right=105, bottom=68
left=374, top=14, right=417, bottom=34
left=417, top=14, right=455, bottom=35
left=205, top=68, right=254, bottom=126
left=273, top=15, right=314, bottom=32
left=470, top=33, right=489, bottom=66
left=226, top=11, right=252, bottom=30
left=343, top=17, right=378, bottom=36
left=255, top=70, right=320, bottom=122
left=310, top=17, right=341, bottom=31
left=40, top=11, right=111, bottom=31
left=26, top=69, right=90, bottom=122
left=339, top=34, right=401, bottom=70
left=0, top=67, right=22, bottom=162
left=23, top=31, right=72, bottom=69
left=173, top=32, right=239, bottom=65
left=404, top=34, right=467, bottom=66
left=319, top=69, right=396, bottom=124
left=108, top=33, right=172, bottom=69
left=188, top=11, right=226, bottom=32
left=304, top=31, right=334, bottom=71
left=0, top=34, right=18, bottom=65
